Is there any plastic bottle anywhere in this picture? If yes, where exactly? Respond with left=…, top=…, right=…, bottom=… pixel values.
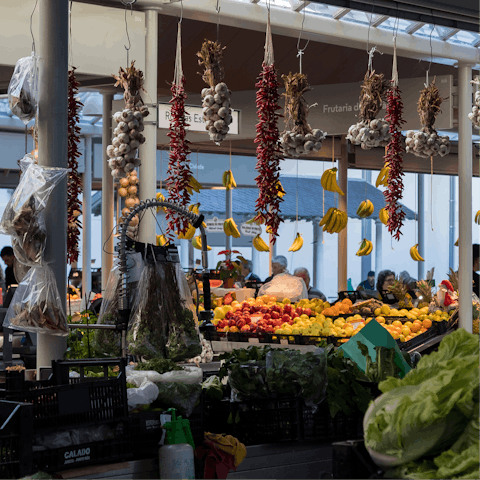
left=159, top=408, right=195, bottom=479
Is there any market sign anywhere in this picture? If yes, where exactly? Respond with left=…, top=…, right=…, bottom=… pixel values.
left=204, top=217, right=225, bottom=233
left=240, top=223, right=262, bottom=237
left=157, top=104, right=240, bottom=134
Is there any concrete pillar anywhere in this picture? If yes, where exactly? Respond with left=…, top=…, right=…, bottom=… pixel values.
left=312, top=218, right=324, bottom=291
left=252, top=245, right=261, bottom=278
left=418, top=174, right=425, bottom=280
left=361, top=170, right=372, bottom=280
left=457, top=62, right=473, bottom=332
left=36, top=0, right=69, bottom=376
left=338, top=138, right=348, bottom=292
left=138, top=9, right=158, bottom=244
left=101, top=93, right=114, bottom=291
left=82, top=136, right=92, bottom=297
left=375, top=220, right=382, bottom=275
left=225, top=188, right=232, bottom=256
left=180, top=239, right=189, bottom=268
left=448, top=175, right=456, bottom=271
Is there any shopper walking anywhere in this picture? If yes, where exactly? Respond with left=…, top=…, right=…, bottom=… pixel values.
left=293, top=267, right=327, bottom=301
left=264, top=255, right=288, bottom=283
left=1, top=246, right=17, bottom=289
left=357, top=271, right=375, bottom=291
left=473, top=244, right=479, bottom=298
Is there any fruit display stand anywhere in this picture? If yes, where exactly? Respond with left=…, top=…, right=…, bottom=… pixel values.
left=211, top=287, right=256, bottom=304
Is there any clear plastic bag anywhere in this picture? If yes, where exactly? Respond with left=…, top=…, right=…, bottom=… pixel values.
left=128, top=255, right=201, bottom=361
left=258, top=272, right=308, bottom=302
left=154, top=381, right=202, bottom=418
left=3, top=265, right=68, bottom=336
left=0, top=158, right=67, bottom=266
left=127, top=379, right=160, bottom=411
left=8, top=54, right=39, bottom=124
left=228, top=362, right=270, bottom=400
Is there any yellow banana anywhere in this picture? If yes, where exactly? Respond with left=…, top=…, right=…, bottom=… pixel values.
left=193, top=235, right=212, bottom=251
left=183, top=224, right=196, bottom=240
left=475, top=210, right=480, bottom=225
left=247, top=216, right=264, bottom=226
left=319, top=208, right=335, bottom=227
left=276, top=182, right=286, bottom=198
left=320, top=169, right=331, bottom=190
left=376, top=166, right=390, bottom=188
left=356, top=239, right=373, bottom=256
left=253, top=235, right=270, bottom=252
left=156, top=234, right=168, bottom=246
left=222, top=170, right=237, bottom=190
left=356, top=240, right=367, bottom=256
left=288, top=233, right=303, bottom=252
left=379, top=208, right=389, bottom=225
left=357, top=199, right=374, bottom=218
left=224, top=218, right=241, bottom=238
left=455, top=238, right=459, bottom=247
left=356, top=201, right=367, bottom=217
left=365, top=241, right=373, bottom=256
left=156, top=192, right=167, bottom=213
left=188, top=176, right=202, bottom=194
left=320, top=168, right=345, bottom=195
left=410, top=244, right=424, bottom=262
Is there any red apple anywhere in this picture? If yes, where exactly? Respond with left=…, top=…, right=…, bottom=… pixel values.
left=263, top=314, right=271, bottom=321
left=271, top=311, right=280, bottom=319
left=303, top=308, right=312, bottom=317
left=240, top=325, right=250, bottom=332
left=295, top=307, right=303, bottom=316
left=260, top=307, right=269, bottom=314
left=244, top=317, right=252, bottom=324
left=284, top=305, right=292, bottom=314
left=236, top=319, right=246, bottom=329
left=281, top=314, right=291, bottom=323
left=228, top=319, right=236, bottom=327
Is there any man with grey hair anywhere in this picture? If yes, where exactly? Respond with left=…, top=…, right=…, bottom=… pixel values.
left=240, top=260, right=261, bottom=286
left=294, top=267, right=327, bottom=301
left=264, top=255, right=288, bottom=283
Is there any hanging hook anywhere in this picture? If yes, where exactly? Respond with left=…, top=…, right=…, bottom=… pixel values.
left=179, top=0, right=184, bottom=24
left=123, top=2, right=133, bottom=67
left=366, top=0, right=376, bottom=55
left=30, top=0, right=39, bottom=54
left=367, top=46, right=382, bottom=72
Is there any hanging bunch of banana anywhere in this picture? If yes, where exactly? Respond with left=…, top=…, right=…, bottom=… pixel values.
left=177, top=224, right=196, bottom=240
left=253, top=234, right=270, bottom=252
left=224, top=218, right=241, bottom=238
left=193, top=235, right=212, bottom=251
left=379, top=207, right=389, bottom=225
left=246, top=216, right=264, bottom=226
left=320, top=168, right=345, bottom=195
left=319, top=207, right=348, bottom=234
left=475, top=210, right=480, bottom=225
left=375, top=165, right=390, bottom=188
left=276, top=181, right=286, bottom=198
left=222, top=170, right=237, bottom=190
left=455, top=238, right=459, bottom=247
left=356, top=199, right=374, bottom=218
left=156, top=234, right=168, bottom=246
left=156, top=192, right=167, bottom=213
left=410, top=244, right=424, bottom=262
left=186, top=176, right=202, bottom=195
left=288, top=233, right=303, bottom=252
left=356, top=239, right=373, bottom=256
left=188, top=203, right=207, bottom=228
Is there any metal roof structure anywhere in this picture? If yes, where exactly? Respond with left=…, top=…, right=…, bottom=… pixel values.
left=92, top=176, right=416, bottom=221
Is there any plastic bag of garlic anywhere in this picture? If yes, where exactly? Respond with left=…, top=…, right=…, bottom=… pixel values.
left=468, top=90, right=480, bottom=128
left=404, top=130, right=450, bottom=158
left=347, top=118, right=391, bottom=150
left=106, top=107, right=149, bottom=179
left=280, top=129, right=325, bottom=157
left=202, top=83, right=233, bottom=143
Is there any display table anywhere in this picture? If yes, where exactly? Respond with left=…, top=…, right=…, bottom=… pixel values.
left=211, top=288, right=256, bottom=303
left=211, top=340, right=318, bottom=353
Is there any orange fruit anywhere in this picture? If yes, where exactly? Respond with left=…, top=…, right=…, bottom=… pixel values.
left=399, top=334, right=406, bottom=342
left=392, top=320, right=403, bottom=327
left=406, top=335, right=413, bottom=341
left=410, top=323, right=421, bottom=333
left=422, top=319, right=432, bottom=329
left=342, top=298, right=353, bottom=306
left=405, top=321, right=413, bottom=328
left=401, top=326, right=411, bottom=337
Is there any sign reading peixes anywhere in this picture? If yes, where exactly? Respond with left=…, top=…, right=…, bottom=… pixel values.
left=157, top=104, right=240, bottom=134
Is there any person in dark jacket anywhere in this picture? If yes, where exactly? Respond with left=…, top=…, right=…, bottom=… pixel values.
left=1, top=246, right=17, bottom=289
left=357, top=271, right=375, bottom=291
left=293, top=267, right=327, bottom=301
left=240, top=260, right=261, bottom=286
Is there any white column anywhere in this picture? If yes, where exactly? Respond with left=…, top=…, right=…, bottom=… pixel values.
left=36, top=0, right=69, bottom=377
left=448, top=175, right=456, bottom=271
left=180, top=239, right=189, bottom=268
left=375, top=220, right=382, bottom=275
left=457, top=62, right=473, bottom=332
left=312, top=218, right=324, bottom=291
left=101, top=93, right=114, bottom=291
left=417, top=174, right=425, bottom=280
left=82, top=136, right=92, bottom=297
left=252, top=245, right=261, bottom=278
left=138, top=9, right=158, bottom=244
left=338, top=144, right=348, bottom=292
left=361, top=171, right=372, bottom=279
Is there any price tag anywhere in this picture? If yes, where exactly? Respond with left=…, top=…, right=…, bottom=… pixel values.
left=280, top=339, right=289, bottom=345
left=248, top=338, right=260, bottom=344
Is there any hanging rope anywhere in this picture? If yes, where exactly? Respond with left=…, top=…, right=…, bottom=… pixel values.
left=264, top=7, right=274, bottom=66
left=430, top=156, right=434, bottom=231
left=30, top=0, right=38, bottom=54
left=296, top=6, right=310, bottom=74
left=174, top=22, right=184, bottom=88
left=415, top=173, right=417, bottom=242
left=392, top=38, right=398, bottom=88
left=216, top=0, right=221, bottom=43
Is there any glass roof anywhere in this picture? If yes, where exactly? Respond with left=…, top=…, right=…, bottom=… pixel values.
left=261, top=0, right=480, bottom=49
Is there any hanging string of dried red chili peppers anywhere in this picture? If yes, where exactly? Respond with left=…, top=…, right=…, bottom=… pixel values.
left=383, top=43, right=406, bottom=241
left=254, top=11, right=284, bottom=242
left=166, top=23, right=192, bottom=238
left=67, top=67, right=83, bottom=264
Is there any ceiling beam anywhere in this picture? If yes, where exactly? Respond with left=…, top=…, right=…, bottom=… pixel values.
left=371, top=15, right=389, bottom=28
left=332, top=7, right=350, bottom=20
left=290, top=1, right=310, bottom=13
left=406, top=21, right=425, bottom=35
left=440, top=28, right=460, bottom=41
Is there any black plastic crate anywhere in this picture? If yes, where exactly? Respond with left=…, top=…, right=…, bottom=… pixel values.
left=32, top=425, right=130, bottom=473
left=302, top=407, right=362, bottom=442
left=230, top=397, right=301, bottom=446
left=0, top=400, right=34, bottom=479
left=129, top=411, right=163, bottom=458
left=1, top=374, right=127, bottom=434
left=52, top=358, right=126, bottom=385
left=332, top=440, right=384, bottom=479
left=204, top=398, right=232, bottom=437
